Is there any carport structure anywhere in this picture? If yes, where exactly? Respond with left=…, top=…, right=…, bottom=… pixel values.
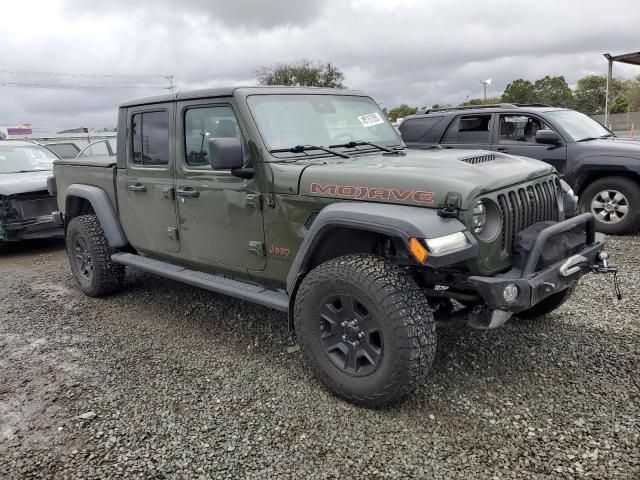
left=604, top=51, right=640, bottom=126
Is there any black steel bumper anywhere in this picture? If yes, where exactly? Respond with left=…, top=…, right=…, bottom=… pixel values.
left=468, top=213, right=605, bottom=312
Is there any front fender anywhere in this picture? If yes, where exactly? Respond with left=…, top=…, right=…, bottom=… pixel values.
left=567, top=155, right=640, bottom=193
left=65, top=184, right=128, bottom=247
left=285, top=201, right=475, bottom=295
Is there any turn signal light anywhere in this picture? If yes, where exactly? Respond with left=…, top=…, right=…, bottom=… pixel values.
left=409, top=238, right=429, bottom=265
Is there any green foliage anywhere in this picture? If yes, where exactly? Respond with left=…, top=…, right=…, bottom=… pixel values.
left=461, top=97, right=502, bottom=106
left=387, top=104, right=418, bottom=122
left=255, top=59, right=345, bottom=88
left=611, top=95, right=629, bottom=114
left=502, top=79, right=536, bottom=104
left=533, top=76, right=573, bottom=107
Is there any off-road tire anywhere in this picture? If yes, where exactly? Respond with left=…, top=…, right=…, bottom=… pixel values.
left=66, top=214, right=125, bottom=297
left=580, top=176, right=640, bottom=235
left=294, top=254, right=436, bottom=408
left=516, top=286, right=574, bottom=320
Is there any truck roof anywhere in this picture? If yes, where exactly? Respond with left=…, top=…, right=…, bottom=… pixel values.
left=119, top=86, right=368, bottom=108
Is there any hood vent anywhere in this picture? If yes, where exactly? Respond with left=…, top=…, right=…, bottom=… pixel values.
left=460, top=154, right=496, bottom=165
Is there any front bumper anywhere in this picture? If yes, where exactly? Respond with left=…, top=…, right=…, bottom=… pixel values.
left=1, top=215, right=64, bottom=242
left=467, top=213, right=605, bottom=313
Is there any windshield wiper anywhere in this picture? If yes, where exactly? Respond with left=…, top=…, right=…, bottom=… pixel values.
left=576, top=137, right=599, bottom=142
left=329, top=140, right=402, bottom=154
left=600, top=133, right=616, bottom=138
left=269, top=145, right=351, bottom=159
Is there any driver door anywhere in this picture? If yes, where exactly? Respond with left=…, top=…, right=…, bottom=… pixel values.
left=173, top=99, right=266, bottom=271
left=492, top=114, right=568, bottom=173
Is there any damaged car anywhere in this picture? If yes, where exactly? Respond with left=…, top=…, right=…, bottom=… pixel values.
left=0, top=141, right=63, bottom=246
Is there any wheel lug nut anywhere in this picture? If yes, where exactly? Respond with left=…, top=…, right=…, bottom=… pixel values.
left=342, top=334, right=347, bottom=341
left=358, top=332, right=365, bottom=339
left=341, top=321, right=346, bottom=327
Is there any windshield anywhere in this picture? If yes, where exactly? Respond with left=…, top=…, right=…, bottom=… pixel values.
left=545, top=110, right=611, bottom=141
left=0, top=145, right=57, bottom=174
left=247, top=94, right=401, bottom=154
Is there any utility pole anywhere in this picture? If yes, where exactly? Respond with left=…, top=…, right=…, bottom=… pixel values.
left=604, top=54, right=613, bottom=127
left=167, top=75, right=175, bottom=93
left=481, top=79, right=492, bottom=102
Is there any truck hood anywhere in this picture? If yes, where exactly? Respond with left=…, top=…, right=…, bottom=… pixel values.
left=574, top=137, right=640, bottom=158
left=0, top=170, right=51, bottom=196
left=295, top=149, right=555, bottom=210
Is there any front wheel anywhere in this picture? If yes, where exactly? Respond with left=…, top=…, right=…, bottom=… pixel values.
left=580, top=176, right=640, bottom=235
left=294, top=254, right=436, bottom=408
left=66, top=214, right=125, bottom=297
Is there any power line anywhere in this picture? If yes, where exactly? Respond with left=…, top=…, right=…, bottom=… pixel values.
left=0, top=69, right=171, bottom=79
left=0, top=82, right=171, bottom=90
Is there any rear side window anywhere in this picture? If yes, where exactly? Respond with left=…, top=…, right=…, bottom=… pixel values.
left=443, top=114, right=492, bottom=144
left=399, top=116, right=443, bottom=142
left=45, top=143, right=79, bottom=159
left=131, top=110, right=169, bottom=166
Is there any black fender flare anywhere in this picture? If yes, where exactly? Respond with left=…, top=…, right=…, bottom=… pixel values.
left=566, top=156, right=640, bottom=194
left=286, top=201, right=474, bottom=296
left=65, top=184, right=128, bottom=248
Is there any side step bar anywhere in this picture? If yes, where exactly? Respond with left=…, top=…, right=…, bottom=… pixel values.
left=111, top=253, right=289, bottom=312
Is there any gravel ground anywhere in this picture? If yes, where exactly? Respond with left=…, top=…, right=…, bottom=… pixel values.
left=0, top=236, right=638, bottom=479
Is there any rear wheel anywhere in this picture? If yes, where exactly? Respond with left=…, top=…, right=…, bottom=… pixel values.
left=580, top=177, right=640, bottom=235
left=294, top=254, right=436, bottom=408
left=66, top=214, right=125, bottom=297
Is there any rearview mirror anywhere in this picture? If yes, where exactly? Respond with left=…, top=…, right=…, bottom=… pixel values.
left=535, top=130, right=562, bottom=146
left=208, top=137, right=244, bottom=170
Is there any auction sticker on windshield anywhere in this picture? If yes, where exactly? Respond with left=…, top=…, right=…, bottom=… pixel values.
left=358, top=112, right=385, bottom=128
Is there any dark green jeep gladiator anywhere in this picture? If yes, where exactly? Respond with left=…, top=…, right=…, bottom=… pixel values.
left=51, top=87, right=616, bottom=407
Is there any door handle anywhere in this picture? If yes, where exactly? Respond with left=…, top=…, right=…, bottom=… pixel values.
left=496, top=147, right=508, bottom=153
left=176, top=187, right=200, bottom=198
left=128, top=183, right=147, bottom=192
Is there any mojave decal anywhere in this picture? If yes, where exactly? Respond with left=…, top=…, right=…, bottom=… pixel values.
left=309, top=183, right=435, bottom=204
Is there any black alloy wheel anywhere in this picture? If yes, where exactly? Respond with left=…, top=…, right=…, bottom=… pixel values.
left=318, top=293, right=383, bottom=376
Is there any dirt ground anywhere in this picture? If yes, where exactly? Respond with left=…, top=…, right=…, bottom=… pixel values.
left=0, top=237, right=638, bottom=479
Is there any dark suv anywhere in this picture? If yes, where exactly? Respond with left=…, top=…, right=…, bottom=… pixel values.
left=399, top=104, right=640, bottom=234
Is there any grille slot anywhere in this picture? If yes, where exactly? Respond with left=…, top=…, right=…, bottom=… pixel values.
left=460, top=154, right=495, bottom=165
left=496, top=179, right=559, bottom=252
left=19, top=198, right=57, bottom=219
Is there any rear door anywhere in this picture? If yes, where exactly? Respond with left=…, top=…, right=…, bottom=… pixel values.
left=173, top=99, right=266, bottom=271
left=118, top=105, right=180, bottom=254
left=492, top=113, right=568, bottom=173
left=440, top=113, right=494, bottom=151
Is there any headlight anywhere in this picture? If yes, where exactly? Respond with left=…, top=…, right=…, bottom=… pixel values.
left=472, top=200, right=486, bottom=233
left=424, top=232, right=469, bottom=254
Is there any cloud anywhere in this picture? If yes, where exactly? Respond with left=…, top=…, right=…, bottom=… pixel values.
left=1, top=0, right=639, bottom=129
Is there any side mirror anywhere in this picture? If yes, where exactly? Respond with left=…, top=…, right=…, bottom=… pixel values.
left=535, top=130, right=562, bottom=146
left=208, top=137, right=244, bottom=170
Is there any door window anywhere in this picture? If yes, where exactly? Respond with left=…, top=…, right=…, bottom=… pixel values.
left=131, top=110, right=169, bottom=166
left=78, top=140, right=110, bottom=159
left=443, top=114, right=492, bottom=144
left=498, top=115, right=551, bottom=144
left=399, top=116, right=443, bottom=142
left=184, top=106, right=240, bottom=168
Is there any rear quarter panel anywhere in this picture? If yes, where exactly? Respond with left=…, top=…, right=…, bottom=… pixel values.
left=53, top=163, right=118, bottom=214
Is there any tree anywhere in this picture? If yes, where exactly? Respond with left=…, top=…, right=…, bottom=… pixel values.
left=502, top=79, right=536, bottom=104
left=533, top=75, right=573, bottom=107
left=255, top=59, right=345, bottom=88
left=461, top=97, right=502, bottom=106
left=611, top=95, right=629, bottom=114
left=573, top=75, right=623, bottom=115
left=621, top=75, right=640, bottom=112
left=387, top=104, right=418, bottom=122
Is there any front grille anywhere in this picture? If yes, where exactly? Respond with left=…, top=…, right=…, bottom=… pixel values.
left=460, top=154, right=495, bottom=165
left=19, top=197, right=57, bottom=219
left=496, top=178, right=560, bottom=252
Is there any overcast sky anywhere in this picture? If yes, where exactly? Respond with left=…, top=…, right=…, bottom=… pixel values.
left=1, top=0, right=639, bottom=130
